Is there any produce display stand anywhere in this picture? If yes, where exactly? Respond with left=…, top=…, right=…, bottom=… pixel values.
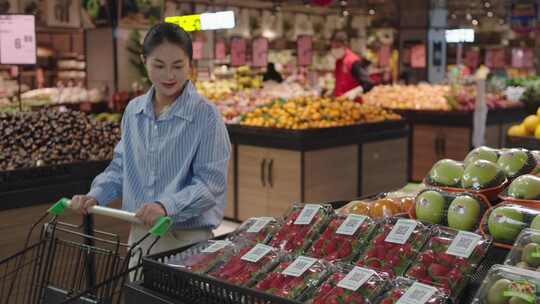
left=398, top=107, right=526, bottom=182
left=224, top=120, right=410, bottom=221
left=28, top=100, right=109, bottom=114
left=123, top=199, right=510, bottom=304
left=506, top=135, right=540, bottom=150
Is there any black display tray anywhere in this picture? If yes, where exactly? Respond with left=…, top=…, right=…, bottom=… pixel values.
left=506, top=135, right=540, bottom=150
left=136, top=199, right=508, bottom=304
left=395, top=107, right=526, bottom=127
left=226, top=120, right=409, bottom=151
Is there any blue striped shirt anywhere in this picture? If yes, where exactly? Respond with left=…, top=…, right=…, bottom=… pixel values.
left=87, top=81, right=231, bottom=230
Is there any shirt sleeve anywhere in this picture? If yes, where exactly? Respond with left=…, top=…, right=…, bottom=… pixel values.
left=86, top=116, right=125, bottom=206
left=158, top=109, right=231, bottom=223
left=351, top=60, right=374, bottom=93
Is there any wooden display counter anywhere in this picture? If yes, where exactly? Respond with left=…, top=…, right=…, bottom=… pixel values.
left=398, top=107, right=526, bottom=181
left=226, top=121, right=410, bottom=221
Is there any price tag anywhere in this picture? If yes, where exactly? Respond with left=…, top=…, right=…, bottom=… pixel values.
left=230, top=37, right=246, bottom=66
left=396, top=282, right=438, bottom=304
left=215, top=39, right=226, bottom=60
left=410, top=44, right=426, bottom=68
left=446, top=231, right=482, bottom=258
left=241, top=244, right=274, bottom=263
left=385, top=219, right=418, bottom=245
left=294, top=204, right=321, bottom=225
left=0, top=15, right=37, bottom=65
left=201, top=240, right=231, bottom=253
left=282, top=256, right=318, bottom=277
left=246, top=217, right=275, bottom=233
left=252, top=37, right=268, bottom=67
left=485, top=48, right=505, bottom=68
left=336, top=215, right=368, bottom=236
left=297, top=35, right=313, bottom=66
left=337, top=266, right=376, bottom=291
left=193, top=41, right=204, bottom=60
left=512, top=48, right=534, bottom=69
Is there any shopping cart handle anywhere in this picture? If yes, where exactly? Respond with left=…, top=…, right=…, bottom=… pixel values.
left=48, top=198, right=172, bottom=237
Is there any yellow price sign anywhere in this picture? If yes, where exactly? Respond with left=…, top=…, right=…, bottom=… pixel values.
left=165, top=15, right=201, bottom=32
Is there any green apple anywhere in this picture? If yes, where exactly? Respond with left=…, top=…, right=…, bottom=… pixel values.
left=427, top=159, right=464, bottom=187
left=465, top=146, right=499, bottom=167
left=415, top=190, right=446, bottom=224
left=488, top=206, right=524, bottom=242
left=506, top=175, right=540, bottom=200
left=529, top=216, right=540, bottom=243
left=509, top=297, right=530, bottom=304
left=497, top=149, right=534, bottom=179
left=487, top=278, right=512, bottom=304
left=515, top=261, right=529, bottom=269
left=521, top=243, right=540, bottom=267
left=447, top=195, right=481, bottom=231
left=462, top=160, right=506, bottom=190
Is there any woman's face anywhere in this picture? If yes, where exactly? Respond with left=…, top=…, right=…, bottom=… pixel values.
left=144, top=41, right=191, bottom=98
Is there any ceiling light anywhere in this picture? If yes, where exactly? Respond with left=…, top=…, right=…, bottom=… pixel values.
left=342, top=10, right=349, bottom=16
left=466, top=13, right=472, bottom=20
left=484, top=2, right=491, bottom=8
left=369, top=9, right=375, bottom=15
left=472, top=19, right=479, bottom=26
left=487, top=11, right=493, bottom=17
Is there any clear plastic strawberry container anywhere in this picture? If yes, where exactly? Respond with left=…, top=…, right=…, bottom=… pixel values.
left=504, top=228, right=540, bottom=272
left=269, top=203, right=334, bottom=254
left=471, top=264, right=540, bottom=304
left=227, top=216, right=281, bottom=244
left=305, top=214, right=378, bottom=263
left=207, top=243, right=281, bottom=287
left=254, top=255, right=332, bottom=301
left=305, top=263, right=389, bottom=304
left=376, top=277, right=449, bottom=304
left=405, top=226, right=492, bottom=301
left=356, top=218, right=431, bottom=278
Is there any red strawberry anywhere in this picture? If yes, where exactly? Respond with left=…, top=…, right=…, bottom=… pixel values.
left=418, top=250, right=435, bottom=265
left=428, top=264, right=450, bottom=277
left=337, top=242, right=352, bottom=258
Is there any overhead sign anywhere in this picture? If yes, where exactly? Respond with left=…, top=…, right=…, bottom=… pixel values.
left=445, top=29, right=475, bottom=43
left=0, top=15, right=37, bottom=65
left=165, top=11, right=235, bottom=32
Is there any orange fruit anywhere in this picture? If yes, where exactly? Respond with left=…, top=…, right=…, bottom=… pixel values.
left=347, top=201, right=371, bottom=215
left=399, top=197, right=415, bottom=213
left=370, top=199, right=400, bottom=218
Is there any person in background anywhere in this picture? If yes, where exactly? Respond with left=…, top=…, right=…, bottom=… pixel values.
left=71, top=23, right=231, bottom=274
left=262, top=62, right=283, bottom=83
left=331, top=31, right=374, bottom=100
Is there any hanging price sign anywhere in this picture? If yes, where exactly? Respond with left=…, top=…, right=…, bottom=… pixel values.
left=297, top=35, right=313, bottom=66
left=230, top=37, right=246, bottom=66
left=252, top=37, right=268, bottom=67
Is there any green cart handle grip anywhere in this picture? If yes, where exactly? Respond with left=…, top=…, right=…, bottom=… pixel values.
left=48, top=198, right=172, bottom=236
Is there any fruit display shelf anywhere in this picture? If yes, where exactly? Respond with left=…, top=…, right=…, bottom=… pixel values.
left=506, top=136, right=540, bottom=151
left=400, top=107, right=527, bottom=182
left=123, top=199, right=511, bottom=304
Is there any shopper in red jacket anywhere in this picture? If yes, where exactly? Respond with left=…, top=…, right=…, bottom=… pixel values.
left=331, top=32, right=373, bottom=100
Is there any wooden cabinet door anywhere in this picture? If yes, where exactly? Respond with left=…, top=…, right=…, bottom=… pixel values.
left=412, top=125, right=439, bottom=181
left=485, top=125, right=501, bottom=148
left=439, top=126, right=471, bottom=160
left=500, top=123, right=514, bottom=148
left=224, top=146, right=235, bottom=220
left=362, top=138, right=408, bottom=195
left=237, top=145, right=268, bottom=221
left=266, top=148, right=301, bottom=218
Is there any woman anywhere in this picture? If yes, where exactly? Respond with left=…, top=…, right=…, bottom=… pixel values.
left=71, top=23, right=231, bottom=266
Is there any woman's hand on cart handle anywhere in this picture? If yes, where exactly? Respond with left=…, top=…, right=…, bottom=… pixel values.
left=135, top=202, right=167, bottom=227
left=70, top=195, right=98, bottom=215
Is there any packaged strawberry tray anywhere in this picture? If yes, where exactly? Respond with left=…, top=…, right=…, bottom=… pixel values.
left=254, top=255, right=332, bottom=301
left=269, top=204, right=334, bottom=254
left=304, top=263, right=389, bottom=304
left=208, top=243, right=281, bottom=287
left=305, top=214, right=377, bottom=263
left=227, top=217, right=281, bottom=244
left=163, top=239, right=245, bottom=274
left=405, top=226, right=491, bottom=302
left=356, top=218, right=431, bottom=278
left=376, top=277, right=449, bottom=304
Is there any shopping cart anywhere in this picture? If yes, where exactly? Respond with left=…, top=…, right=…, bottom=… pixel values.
left=0, top=198, right=172, bottom=304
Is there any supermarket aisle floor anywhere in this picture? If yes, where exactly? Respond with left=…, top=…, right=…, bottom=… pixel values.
left=213, top=219, right=239, bottom=237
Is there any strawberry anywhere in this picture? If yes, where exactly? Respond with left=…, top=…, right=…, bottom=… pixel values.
left=378, top=277, right=447, bottom=304
left=428, top=263, right=450, bottom=277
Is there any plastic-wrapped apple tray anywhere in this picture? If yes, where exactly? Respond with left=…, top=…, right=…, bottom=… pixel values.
left=423, top=178, right=508, bottom=202
left=479, top=202, right=540, bottom=249
left=138, top=198, right=511, bottom=304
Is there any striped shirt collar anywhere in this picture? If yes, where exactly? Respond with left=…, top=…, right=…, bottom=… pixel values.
left=135, top=80, right=198, bottom=122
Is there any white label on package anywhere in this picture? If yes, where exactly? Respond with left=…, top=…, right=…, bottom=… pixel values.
left=294, top=204, right=321, bottom=225
left=396, top=282, right=438, bottom=304
left=336, top=214, right=368, bottom=236
left=337, top=266, right=376, bottom=291
left=246, top=217, right=275, bottom=233
left=385, top=219, right=418, bottom=244
left=282, top=256, right=318, bottom=277
left=241, top=244, right=274, bottom=263
left=201, top=240, right=231, bottom=253
left=446, top=231, right=482, bottom=258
